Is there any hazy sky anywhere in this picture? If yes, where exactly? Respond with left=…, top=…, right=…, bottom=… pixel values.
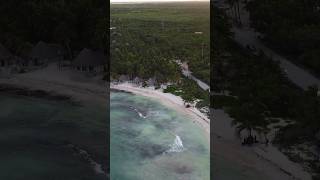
left=111, top=0, right=209, bottom=3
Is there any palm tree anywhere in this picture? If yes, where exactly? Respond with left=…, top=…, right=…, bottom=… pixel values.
left=231, top=101, right=268, bottom=140
left=227, top=0, right=241, bottom=25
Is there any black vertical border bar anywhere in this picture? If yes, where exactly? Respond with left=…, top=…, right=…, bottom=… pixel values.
left=210, top=0, right=214, bottom=179
left=106, top=0, right=111, bottom=178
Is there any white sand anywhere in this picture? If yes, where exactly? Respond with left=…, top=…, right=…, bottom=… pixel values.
left=0, top=63, right=108, bottom=105
left=212, top=109, right=312, bottom=180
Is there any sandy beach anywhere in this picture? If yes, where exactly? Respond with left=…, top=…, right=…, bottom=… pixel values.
left=111, top=82, right=311, bottom=180
left=0, top=63, right=311, bottom=180
left=111, top=82, right=210, bottom=138
left=212, top=109, right=312, bottom=180
left=0, top=63, right=108, bottom=105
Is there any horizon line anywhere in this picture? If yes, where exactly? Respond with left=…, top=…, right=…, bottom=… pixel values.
left=111, top=0, right=209, bottom=4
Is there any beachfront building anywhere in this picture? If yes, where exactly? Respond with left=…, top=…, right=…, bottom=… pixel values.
left=147, top=78, right=157, bottom=86
left=133, top=77, right=142, bottom=85
left=72, top=48, right=106, bottom=73
left=29, top=41, right=64, bottom=66
left=0, top=44, right=27, bottom=75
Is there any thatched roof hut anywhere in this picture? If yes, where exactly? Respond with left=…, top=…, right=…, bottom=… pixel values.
left=29, top=41, right=64, bottom=63
left=147, top=78, right=156, bottom=86
left=73, top=48, right=106, bottom=72
left=119, top=75, right=129, bottom=82
left=133, top=77, right=142, bottom=84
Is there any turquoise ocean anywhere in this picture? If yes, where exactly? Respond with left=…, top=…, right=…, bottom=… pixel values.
left=110, top=91, right=210, bottom=180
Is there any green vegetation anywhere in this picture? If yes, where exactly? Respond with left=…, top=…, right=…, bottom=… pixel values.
left=246, top=0, right=320, bottom=77
left=211, top=95, right=237, bottom=109
left=110, top=3, right=210, bottom=84
left=213, top=6, right=320, bottom=177
left=0, top=0, right=107, bottom=57
left=213, top=6, right=320, bottom=142
left=164, top=77, right=209, bottom=107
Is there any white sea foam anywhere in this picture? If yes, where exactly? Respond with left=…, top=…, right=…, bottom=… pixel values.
left=130, top=106, right=147, bottom=118
left=166, top=135, right=185, bottom=153
left=136, top=109, right=147, bottom=118
left=67, top=144, right=105, bottom=175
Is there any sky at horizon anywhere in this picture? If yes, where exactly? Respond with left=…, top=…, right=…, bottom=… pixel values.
left=111, top=0, right=209, bottom=3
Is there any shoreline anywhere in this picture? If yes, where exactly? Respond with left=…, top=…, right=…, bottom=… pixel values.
left=0, top=78, right=108, bottom=106
left=212, top=108, right=312, bottom=180
left=0, top=63, right=311, bottom=180
left=110, top=82, right=210, bottom=141
left=0, top=81, right=108, bottom=176
left=111, top=82, right=311, bottom=180
left=0, top=64, right=108, bottom=106
left=0, top=63, right=109, bottom=175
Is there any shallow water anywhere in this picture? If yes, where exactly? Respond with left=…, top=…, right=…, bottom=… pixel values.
left=110, top=91, right=210, bottom=180
left=0, top=94, right=107, bottom=180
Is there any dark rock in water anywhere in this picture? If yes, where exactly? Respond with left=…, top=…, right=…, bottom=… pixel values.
left=120, top=128, right=140, bottom=138
left=174, top=164, right=193, bottom=174
left=165, top=161, right=194, bottom=174
left=137, top=143, right=166, bottom=158
left=154, top=122, right=168, bottom=130
left=193, top=144, right=207, bottom=154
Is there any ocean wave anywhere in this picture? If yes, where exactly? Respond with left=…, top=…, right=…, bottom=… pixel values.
left=67, top=144, right=105, bottom=175
left=129, top=106, right=147, bottom=118
left=165, top=135, right=185, bottom=153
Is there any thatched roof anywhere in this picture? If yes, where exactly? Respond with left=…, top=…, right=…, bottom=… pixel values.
left=29, top=41, right=64, bottom=60
left=73, top=48, right=106, bottom=66
left=133, top=77, right=142, bottom=83
left=119, top=75, right=129, bottom=82
left=0, top=43, right=12, bottom=59
left=147, top=78, right=156, bottom=86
